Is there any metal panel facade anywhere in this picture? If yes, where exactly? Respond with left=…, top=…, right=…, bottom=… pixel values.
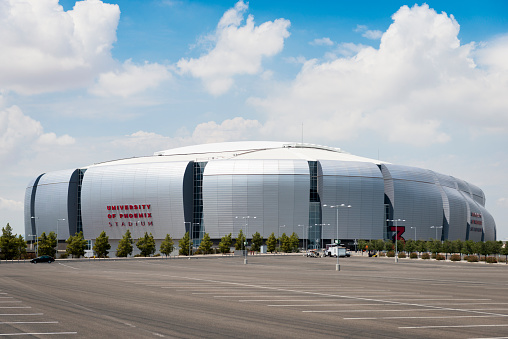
left=81, top=162, right=188, bottom=240
left=32, top=169, right=74, bottom=240
left=319, top=161, right=384, bottom=240
left=202, top=159, right=309, bottom=239
left=381, top=164, right=443, bottom=241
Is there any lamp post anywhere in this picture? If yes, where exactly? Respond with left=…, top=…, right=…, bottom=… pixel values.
left=278, top=225, right=285, bottom=253
left=387, top=219, right=405, bottom=263
left=30, top=216, right=39, bottom=257
left=298, top=224, right=306, bottom=253
left=56, top=218, right=65, bottom=255
left=410, top=226, right=417, bottom=240
left=430, top=226, right=443, bottom=242
left=236, top=216, right=255, bottom=264
left=323, top=204, right=351, bottom=271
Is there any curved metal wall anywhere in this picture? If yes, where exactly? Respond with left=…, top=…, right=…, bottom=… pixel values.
left=31, top=169, right=75, bottom=240
left=81, top=162, right=189, bottom=240
left=319, top=161, right=384, bottom=240
left=381, top=164, right=444, bottom=241
left=202, top=159, right=310, bottom=239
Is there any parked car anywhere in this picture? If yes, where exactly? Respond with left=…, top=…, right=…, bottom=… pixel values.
left=30, top=255, right=55, bottom=264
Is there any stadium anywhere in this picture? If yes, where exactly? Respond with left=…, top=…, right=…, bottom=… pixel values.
left=24, top=141, right=497, bottom=254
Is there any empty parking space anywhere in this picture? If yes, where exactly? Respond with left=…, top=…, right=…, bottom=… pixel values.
left=1, top=256, right=507, bottom=338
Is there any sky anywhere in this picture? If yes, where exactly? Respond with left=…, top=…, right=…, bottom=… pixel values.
left=1, top=0, right=507, bottom=240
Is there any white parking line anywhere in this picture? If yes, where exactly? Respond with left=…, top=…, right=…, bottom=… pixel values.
left=303, top=309, right=437, bottom=313
left=0, top=321, right=58, bottom=325
left=400, top=324, right=508, bottom=329
left=0, top=314, right=43, bottom=316
left=57, top=263, right=78, bottom=270
left=0, top=307, right=31, bottom=309
left=0, top=332, right=77, bottom=336
left=345, top=315, right=502, bottom=320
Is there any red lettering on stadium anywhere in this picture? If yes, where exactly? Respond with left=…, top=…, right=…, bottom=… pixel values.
left=106, top=204, right=153, bottom=227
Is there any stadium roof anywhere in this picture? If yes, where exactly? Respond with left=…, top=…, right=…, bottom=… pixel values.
left=90, top=141, right=385, bottom=167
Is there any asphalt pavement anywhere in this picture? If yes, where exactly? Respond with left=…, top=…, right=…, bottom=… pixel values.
left=1, top=254, right=507, bottom=338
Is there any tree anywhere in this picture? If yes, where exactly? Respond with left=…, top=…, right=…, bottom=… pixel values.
left=179, top=231, right=191, bottom=256
left=93, top=231, right=111, bottom=258
left=0, top=224, right=18, bottom=260
left=199, top=232, right=213, bottom=254
left=160, top=234, right=175, bottom=257
left=289, top=232, right=299, bottom=252
left=235, top=229, right=246, bottom=251
left=501, top=244, right=508, bottom=264
left=16, top=235, right=27, bottom=259
left=218, top=233, right=232, bottom=254
left=405, top=239, right=416, bottom=254
left=66, top=231, right=87, bottom=258
left=266, top=232, right=277, bottom=253
left=462, top=240, right=475, bottom=256
left=136, top=232, right=156, bottom=257
left=416, top=240, right=427, bottom=254
left=428, top=239, right=442, bottom=255
left=358, top=239, right=368, bottom=253
left=442, top=240, right=453, bottom=260
left=251, top=232, right=263, bottom=252
left=38, top=232, right=57, bottom=257
left=116, top=230, right=133, bottom=257
left=279, top=233, right=291, bottom=253
left=452, top=239, right=463, bottom=255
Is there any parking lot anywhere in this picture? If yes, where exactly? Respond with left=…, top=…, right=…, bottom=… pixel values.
left=1, top=255, right=507, bottom=338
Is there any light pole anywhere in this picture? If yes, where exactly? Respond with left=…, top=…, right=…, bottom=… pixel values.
left=323, top=204, right=351, bottom=271
left=56, top=218, right=65, bottom=255
left=410, top=226, right=417, bottom=240
left=30, top=216, right=39, bottom=257
left=184, top=222, right=191, bottom=256
left=298, top=224, right=306, bottom=253
left=236, top=216, right=255, bottom=264
left=430, top=226, right=443, bottom=242
left=387, top=219, right=405, bottom=263
left=278, top=225, right=285, bottom=253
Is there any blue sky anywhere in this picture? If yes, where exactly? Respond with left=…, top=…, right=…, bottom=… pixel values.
left=1, top=0, right=507, bottom=240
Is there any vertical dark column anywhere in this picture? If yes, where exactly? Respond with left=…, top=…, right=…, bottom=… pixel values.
left=308, top=161, right=321, bottom=249
left=193, top=162, right=207, bottom=243
left=30, top=174, right=45, bottom=237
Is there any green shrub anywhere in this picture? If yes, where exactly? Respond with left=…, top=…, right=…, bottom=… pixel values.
left=466, top=255, right=479, bottom=262
left=421, top=252, right=431, bottom=260
left=450, top=254, right=461, bottom=261
left=378, top=251, right=386, bottom=257
left=486, top=256, right=497, bottom=264
left=153, top=253, right=161, bottom=257
left=409, top=252, right=418, bottom=259
left=398, top=252, right=406, bottom=258
left=431, top=253, right=437, bottom=259
left=386, top=251, right=395, bottom=257
left=436, top=254, right=445, bottom=260
left=59, top=252, right=68, bottom=259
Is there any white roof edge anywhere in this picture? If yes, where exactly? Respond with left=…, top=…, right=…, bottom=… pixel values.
left=153, top=141, right=346, bottom=156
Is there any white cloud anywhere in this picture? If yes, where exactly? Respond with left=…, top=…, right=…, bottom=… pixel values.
left=311, top=37, right=334, bottom=46
left=250, top=4, right=508, bottom=146
left=177, top=0, right=290, bottom=96
left=0, top=105, right=75, bottom=163
left=498, top=198, right=508, bottom=208
left=0, top=0, right=120, bottom=95
left=0, top=197, right=23, bottom=211
left=191, top=117, right=262, bottom=144
left=90, top=60, right=171, bottom=97
left=355, top=24, right=383, bottom=40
